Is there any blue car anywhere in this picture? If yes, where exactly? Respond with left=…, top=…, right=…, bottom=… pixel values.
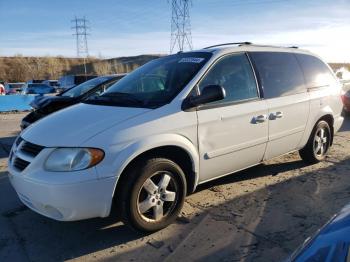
left=22, top=83, right=56, bottom=95
left=289, top=204, right=350, bottom=261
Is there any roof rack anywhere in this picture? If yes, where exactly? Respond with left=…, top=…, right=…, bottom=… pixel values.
left=240, top=43, right=300, bottom=49
left=203, top=42, right=299, bottom=50
left=203, top=42, right=252, bottom=49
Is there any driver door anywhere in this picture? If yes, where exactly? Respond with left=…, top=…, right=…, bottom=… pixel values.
left=196, top=53, right=269, bottom=182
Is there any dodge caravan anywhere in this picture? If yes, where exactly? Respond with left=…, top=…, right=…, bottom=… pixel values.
left=8, top=43, right=344, bottom=232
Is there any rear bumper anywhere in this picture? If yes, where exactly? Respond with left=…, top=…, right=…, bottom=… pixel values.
left=334, top=115, right=344, bottom=133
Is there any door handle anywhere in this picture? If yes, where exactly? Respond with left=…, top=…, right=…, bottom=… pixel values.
left=270, top=111, right=283, bottom=119
left=252, top=114, right=267, bottom=124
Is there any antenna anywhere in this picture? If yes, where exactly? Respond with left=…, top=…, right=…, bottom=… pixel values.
left=71, top=16, right=90, bottom=76
left=170, top=0, right=193, bottom=54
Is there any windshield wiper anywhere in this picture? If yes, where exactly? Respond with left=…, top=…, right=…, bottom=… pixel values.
left=84, top=92, right=148, bottom=107
left=101, top=92, right=145, bottom=105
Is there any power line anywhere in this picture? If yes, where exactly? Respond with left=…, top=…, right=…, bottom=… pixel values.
left=170, top=0, right=193, bottom=54
left=71, top=16, right=90, bottom=58
left=71, top=16, right=90, bottom=76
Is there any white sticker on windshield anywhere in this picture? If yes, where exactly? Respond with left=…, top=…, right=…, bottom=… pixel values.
left=178, top=57, right=205, bottom=63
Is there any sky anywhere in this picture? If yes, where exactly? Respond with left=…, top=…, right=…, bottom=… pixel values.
left=1, top=0, right=349, bottom=62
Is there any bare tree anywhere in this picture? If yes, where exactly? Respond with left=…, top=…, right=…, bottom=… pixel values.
left=46, top=56, right=63, bottom=79
left=93, top=61, right=112, bottom=75
left=9, top=55, right=28, bottom=82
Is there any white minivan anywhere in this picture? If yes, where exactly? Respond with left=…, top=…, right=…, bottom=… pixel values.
left=8, top=43, right=344, bottom=232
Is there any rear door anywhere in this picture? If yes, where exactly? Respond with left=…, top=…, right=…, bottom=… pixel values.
left=249, top=52, right=310, bottom=160
left=196, top=53, right=268, bottom=182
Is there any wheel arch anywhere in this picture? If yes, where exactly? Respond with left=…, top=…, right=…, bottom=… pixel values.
left=300, top=108, right=335, bottom=149
left=111, top=134, right=200, bottom=200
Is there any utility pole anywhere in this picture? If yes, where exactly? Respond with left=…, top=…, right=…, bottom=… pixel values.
left=71, top=16, right=90, bottom=77
left=170, top=0, right=193, bottom=54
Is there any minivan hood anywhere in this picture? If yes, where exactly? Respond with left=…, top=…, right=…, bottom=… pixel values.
left=21, top=103, right=151, bottom=146
left=30, top=95, right=76, bottom=110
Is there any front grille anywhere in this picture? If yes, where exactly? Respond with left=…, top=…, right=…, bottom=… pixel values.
left=21, top=141, right=44, bottom=157
left=11, top=137, right=46, bottom=173
left=13, top=157, right=30, bottom=171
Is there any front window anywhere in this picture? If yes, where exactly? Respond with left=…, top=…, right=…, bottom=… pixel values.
left=84, top=52, right=212, bottom=108
left=198, top=53, right=259, bottom=104
left=61, top=76, right=113, bottom=98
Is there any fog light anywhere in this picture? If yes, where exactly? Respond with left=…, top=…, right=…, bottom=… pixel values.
left=41, top=205, right=63, bottom=220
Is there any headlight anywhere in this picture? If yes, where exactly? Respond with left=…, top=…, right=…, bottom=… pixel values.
left=44, top=148, right=104, bottom=172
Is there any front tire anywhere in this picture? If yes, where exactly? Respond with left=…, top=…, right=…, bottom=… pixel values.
left=299, top=120, right=331, bottom=164
left=119, top=158, right=187, bottom=232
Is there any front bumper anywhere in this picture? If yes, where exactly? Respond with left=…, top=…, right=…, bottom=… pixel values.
left=7, top=140, right=117, bottom=221
left=8, top=169, right=116, bottom=221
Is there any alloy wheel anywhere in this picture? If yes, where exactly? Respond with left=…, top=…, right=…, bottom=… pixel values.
left=313, top=127, right=329, bottom=157
left=137, top=171, right=178, bottom=222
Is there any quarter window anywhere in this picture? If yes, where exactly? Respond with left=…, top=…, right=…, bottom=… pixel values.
left=198, top=53, right=259, bottom=104
left=295, top=54, right=337, bottom=88
left=249, top=52, right=306, bottom=99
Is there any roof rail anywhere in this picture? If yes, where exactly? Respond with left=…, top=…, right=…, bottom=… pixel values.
left=203, top=42, right=252, bottom=49
left=203, top=42, right=299, bottom=50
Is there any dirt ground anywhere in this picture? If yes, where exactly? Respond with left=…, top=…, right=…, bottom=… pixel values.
left=1, top=112, right=350, bottom=262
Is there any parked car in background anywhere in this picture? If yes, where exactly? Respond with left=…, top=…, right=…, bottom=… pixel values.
left=0, top=81, right=5, bottom=95
left=342, top=89, right=350, bottom=115
left=9, top=43, right=343, bottom=232
left=26, top=79, right=44, bottom=84
left=21, top=74, right=125, bottom=129
left=21, top=83, right=56, bottom=95
left=5, top=82, right=25, bottom=95
left=288, top=203, right=350, bottom=261
left=42, top=80, right=59, bottom=89
left=57, top=75, right=98, bottom=92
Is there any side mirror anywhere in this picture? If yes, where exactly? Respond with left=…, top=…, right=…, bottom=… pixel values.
left=183, top=85, right=226, bottom=110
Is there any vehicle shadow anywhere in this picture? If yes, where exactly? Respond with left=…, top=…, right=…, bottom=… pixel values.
left=195, top=158, right=307, bottom=193
left=4, top=211, right=144, bottom=261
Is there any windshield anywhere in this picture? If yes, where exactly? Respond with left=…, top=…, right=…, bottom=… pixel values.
left=6, top=84, right=22, bottom=90
left=84, top=52, right=212, bottom=108
left=61, top=76, right=113, bottom=98
left=28, top=84, right=50, bottom=88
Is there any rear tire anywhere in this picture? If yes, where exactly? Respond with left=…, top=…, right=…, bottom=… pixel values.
left=118, top=158, right=187, bottom=232
left=299, top=120, right=331, bottom=164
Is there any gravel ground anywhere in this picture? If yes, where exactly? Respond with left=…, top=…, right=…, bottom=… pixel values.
left=0, top=112, right=350, bottom=262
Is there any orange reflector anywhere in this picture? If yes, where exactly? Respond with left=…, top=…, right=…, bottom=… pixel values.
left=88, top=148, right=105, bottom=167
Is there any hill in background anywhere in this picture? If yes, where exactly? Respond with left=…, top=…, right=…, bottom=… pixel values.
left=0, top=55, right=162, bottom=82
left=0, top=54, right=348, bottom=83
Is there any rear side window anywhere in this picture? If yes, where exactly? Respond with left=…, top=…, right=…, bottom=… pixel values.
left=295, top=54, right=336, bottom=88
left=250, top=52, right=306, bottom=99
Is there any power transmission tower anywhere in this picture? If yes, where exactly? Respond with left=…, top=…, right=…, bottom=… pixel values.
left=71, top=16, right=90, bottom=75
left=170, top=0, right=193, bottom=53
